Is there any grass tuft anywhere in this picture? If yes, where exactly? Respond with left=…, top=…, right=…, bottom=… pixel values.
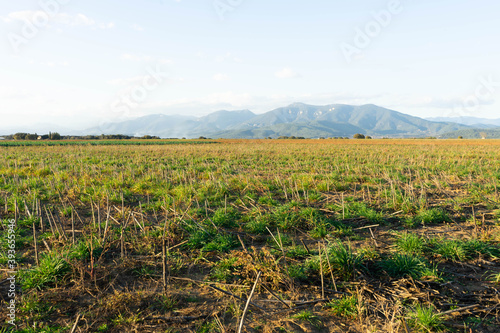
left=326, top=294, right=360, bottom=319
left=394, top=232, right=424, bottom=255
left=20, top=253, right=70, bottom=290
left=379, top=254, right=433, bottom=279
left=407, top=304, right=444, bottom=332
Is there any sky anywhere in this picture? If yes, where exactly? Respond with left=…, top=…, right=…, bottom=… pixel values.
left=0, top=0, right=499, bottom=133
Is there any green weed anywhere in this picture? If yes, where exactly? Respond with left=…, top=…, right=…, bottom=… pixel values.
left=407, top=304, right=444, bottom=332
left=394, top=232, right=425, bottom=255
left=413, top=208, right=451, bottom=226
left=327, top=295, right=360, bottom=319
left=379, top=254, right=433, bottom=280
left=20, top=253, right=70, bottom=290
left=292, top=310, right=321, bottom=327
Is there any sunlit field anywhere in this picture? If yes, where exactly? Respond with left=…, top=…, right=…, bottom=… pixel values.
left=1, top=139, right=500, bottom=332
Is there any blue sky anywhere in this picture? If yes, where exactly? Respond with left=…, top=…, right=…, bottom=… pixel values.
left=1, top=0, right=499, bottom=132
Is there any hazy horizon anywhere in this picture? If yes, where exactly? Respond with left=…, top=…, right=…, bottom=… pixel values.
left=1, top=0, right=499, bottom=132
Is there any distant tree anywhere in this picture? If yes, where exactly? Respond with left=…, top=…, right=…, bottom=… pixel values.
left=139, top=135, right=159, bottom=140
left=366, top=136, right=372, bottom=139
left=458, top=136, right=463, bottom=139
left=13, top=133, right=28, bottom=140
left=353, top=133, right=365, bottom=139
left=25, top=133, right=38, bottom=140
left=49, top=132, right=61, bottom=140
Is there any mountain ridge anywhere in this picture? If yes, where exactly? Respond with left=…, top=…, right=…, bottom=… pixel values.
left=426, top=116, right=500, bottom=128
left=83, top=103, right=471, bottom=139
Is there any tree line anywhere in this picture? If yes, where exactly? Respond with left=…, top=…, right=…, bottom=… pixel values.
left=3, top=133, right=161, bottom=141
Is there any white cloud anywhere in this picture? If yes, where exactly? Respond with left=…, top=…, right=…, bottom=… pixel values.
left=2, top=11, right=34, bottom=23
left=411, top=96, right=495, bottom=109
left=107, top=74, right=180, bottom=87
left=0, top=86, right=32, bottom=100
left=58, top=13, right=95, bottom=26
left=98, top=22, right=115, bottom=30
left=121, top=54, right=153, bottom=62
left=141, top=92, right=254, bottom=111
left=131, top=23, right=144, bottom=31
left=121, top=53, right=171, bottom=64
left=2, top=11, right=113, bottom=29
left=213, top=73, right=230, bottom=81
left=107, top=76, right=150, bottom=87
left=215, top=52, right=242, bottom=63
left=28, top=59, right=69, bottom=67
left=196, top=51, right=207, bottom=60
left=202, top=92, right=253, bottom=107
left=275, top=67, right=300, bottom=79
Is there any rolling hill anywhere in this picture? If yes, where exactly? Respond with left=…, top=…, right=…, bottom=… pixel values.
left=426, top=116, right=500, bottom=128
left=440, top=128, right=500, bottom=139
left=85, top=103, right=470, bottom=139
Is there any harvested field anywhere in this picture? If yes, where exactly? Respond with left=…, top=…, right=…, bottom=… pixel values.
left=1, top=139, right=500, bottom=332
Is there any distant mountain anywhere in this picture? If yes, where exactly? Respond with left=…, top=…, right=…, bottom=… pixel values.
left=214, top=103, right=468, bottom=138
left=440, top=128, right=500, bottom=139
left=93, top=114, right=197, bottom=138
left=87, top=110, right=256, bottom=138
left=426, top=116, right=500, bottom=128
left=0, top=123, right=75, bottom=136
left=83, top=103, right=470, bottom=139
left=189, top=110, right=256, bottom=136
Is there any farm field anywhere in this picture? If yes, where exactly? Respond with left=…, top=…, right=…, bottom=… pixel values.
left=1, top=139, right=500, bottom=332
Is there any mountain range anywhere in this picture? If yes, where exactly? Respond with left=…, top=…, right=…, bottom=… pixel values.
left=87, top=103, right=477, bottom=139
left=426, top=116, right=500, bottom=129
left=4, top=103, right=498, bottom=139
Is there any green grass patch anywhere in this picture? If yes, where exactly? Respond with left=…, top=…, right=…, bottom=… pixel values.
left=394, top=232, right=425, bottom=255
left=378, top=254, right=438, bottom=280
left=307, top=241, right=363, bottom=281
left=407, top=304, right=444, bottom=332
left=428, top=238, right=500, bottom=261
left=326, top=294, right=360, bottom=319
left=19, top=253, right=71, bottom=290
